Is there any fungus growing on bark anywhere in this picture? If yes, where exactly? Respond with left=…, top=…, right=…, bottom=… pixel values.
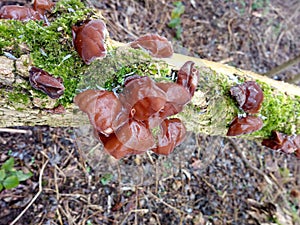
left=262, top=131, right=300, bottom=155
left=74, top=90, right=122, bottom=135
left=75, top=60, right=199, bottom=159
left=227, top=115, right=263, bottom=136
left=72, top=19, right=107, bottom=65
left=152, top=118, right=186, bottom=155
left=29, top=67, right=65, bottom=99
left=33, top=0, right=55, bottom=14
left=119, top=76, right=167, bottom=122
left=130, top=34, right=173, bottom=58
left=230, top=81, right=264, bottom=114
left=0, top=5, right=43, bottom=21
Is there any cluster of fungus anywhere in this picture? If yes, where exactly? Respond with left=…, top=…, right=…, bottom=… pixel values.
left=262, top=131, right=300, bottom=159
left=0, top=0, right=54, bottom=22
left=227, top=81, right=264, bottom=136
left=75, top=60, right=199, bottom=159
left=228, top=81, right=299, bottom=159
left=71, top=20, right=194, bottom=159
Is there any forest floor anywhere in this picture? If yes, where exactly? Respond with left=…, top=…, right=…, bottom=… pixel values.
left=0, top=0, right=300, bottom=224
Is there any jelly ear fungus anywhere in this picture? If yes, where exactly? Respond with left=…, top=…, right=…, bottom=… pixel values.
left=29, top=67, right=64, bottom=99
left=230, top=81, right=264, bottom=114
left=0, top=0, right=55, bottom=21
left=227, top=80, right=264, bottom=136
left=262, top=131, right=300, bottom=158
left=74, top=60, right=200, bottom=159
left=130, top=34, right=173, bottom=58
left=72, top=19, right=108, bottom=65
left=0, top=5, right=43, bottom=21
left=227, top=116, right=263, bottom=136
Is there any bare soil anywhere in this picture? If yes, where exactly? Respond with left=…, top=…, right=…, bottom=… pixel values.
left=0, top=0, right=300, bottom=224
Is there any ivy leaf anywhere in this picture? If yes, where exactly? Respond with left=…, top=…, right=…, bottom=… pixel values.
left=0, top=183, right=3, bottom=192
left=3, top=175, right=19, bottom=189
left=0, top=169, right=5, bottom=181
left=1, top=157, right=14, bottom=172
left=16, top=171, right=33, bottom=181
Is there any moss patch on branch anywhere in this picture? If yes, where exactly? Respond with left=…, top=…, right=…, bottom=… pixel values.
left=254, top=81, right=300, bottom=137
left=0, top=0, right=94, bottom=106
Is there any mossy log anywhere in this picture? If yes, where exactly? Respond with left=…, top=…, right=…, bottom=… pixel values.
left=0, top=0, right=299, bottom=141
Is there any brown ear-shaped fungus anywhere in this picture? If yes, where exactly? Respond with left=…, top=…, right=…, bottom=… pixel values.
left=230, top=81, right=264, bottom=114
left=96, top=132, right=142, bottom=159
left=130, top=34, right=173, bottom=58
left=176, top=61, right=199, bottom=97
left=0, top=5, right=43, bottom=21
left=114, top=119, right=155, bottom=152
left=74, top=90, right=122, bottom=135
left=152, top=118, right=186, bottom=155
left=153, top=82, right=190, bottom=120
left=120, top=76, right=166, bottom=121
left=33, top=0, right=55, bottom=14
left=156, top=82, right=190, bottom=105
left=227, top=115, right=263, bottom=136
left=295, top=149, right=300, bottom=159
left=29, top=67, right=64, bottom=99
left=262, top=131, right=300, bottom=155
left=72, top=19, right=107, bottom=65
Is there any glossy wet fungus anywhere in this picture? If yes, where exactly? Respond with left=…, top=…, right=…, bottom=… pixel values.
left=75, top=61, right=199, bottom=159
left=29, top=67, right=65, bottom=99
left=227, top=81, right=264, bottom=136
left=130, top=34, right=173, bottom=58
left=72, top=19, right=108, bottom=65
left=262, top=131, right=300, bottom=158
left=230, top=81, right=264, bottom=114
left=33, top=0, right=55, bottom=14
left=0, top=0, right=55, bottom=22
left=227, top=116, right=263, bottom=136
left=0, top=5, right=43, bottom=21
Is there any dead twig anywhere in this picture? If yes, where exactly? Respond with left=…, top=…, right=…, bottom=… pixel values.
left=264, top=54, right=300, bottom=77
left=9, top=159, right=49, bottom=225
left=0, top=127, right=32, bottom=135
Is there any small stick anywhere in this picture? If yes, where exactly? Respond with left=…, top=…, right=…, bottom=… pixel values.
left=0, top=128, right=32, bottom=135
left=10, top=159, right=49, bottom=225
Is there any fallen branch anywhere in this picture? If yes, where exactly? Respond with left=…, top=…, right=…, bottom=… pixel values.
left=0, top=0, right=299, bottom=142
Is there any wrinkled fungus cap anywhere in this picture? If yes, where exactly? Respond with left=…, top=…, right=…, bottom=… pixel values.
left=262, top=131, right=300, bottom=155
left=227, top=115, right=263, bottom=136
left=72, top=19, right=107, bottom=65
left=74, top=90, right=122, bottom=135
left=130, top=34, right=173, bottom=58
left=152, top=118, right=186, bottom=155
left=230, top=81, right=264, bottom=114
left=33, top=0, right=55, bottom=14
left=29, top=67, right=65, bottom=99
left=74, top=59, right=200, bottom=159
left=0, top=5, right=43, bottom=21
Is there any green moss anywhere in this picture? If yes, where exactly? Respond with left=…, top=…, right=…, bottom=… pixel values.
left=219, top=78, right=300, bottom=139
left=78, top=48, right=171, bottom=92
left=8, top=90, right=30, bottom=105
left=178, top=67, right=240, bottom=135
left=0, top=0, right=94, bottom=106
left=250, top=81, right=300, bottom=137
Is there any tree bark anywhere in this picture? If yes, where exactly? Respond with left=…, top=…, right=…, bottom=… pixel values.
left=0, top=1, right=299, bottom=140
